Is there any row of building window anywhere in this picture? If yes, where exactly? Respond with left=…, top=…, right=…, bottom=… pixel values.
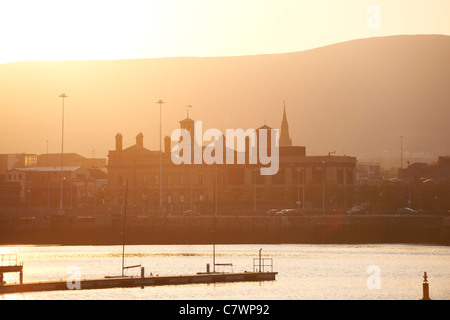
left=116, top=168, right=354, bottom=187
left=7, top=173, right=22, bottom=181
left=117, top=173, right=205, bottom=187
left=6, top=173, right=91, bottom=182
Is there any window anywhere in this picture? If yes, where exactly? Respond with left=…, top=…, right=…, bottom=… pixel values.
left=337, top=167, right=344, bottom=185
left=228, top=168, right=244, bottom=185
left=253, top=169, right=265, bottom=184
left=292, top=168, right=304, bottom=185
left=271, top=168, right=285, bottom=184
left=24, top=155, right=37, bottom=167
left=313, top=167, right=324, bottom=184
left=347, top=168, right=354, bottom=185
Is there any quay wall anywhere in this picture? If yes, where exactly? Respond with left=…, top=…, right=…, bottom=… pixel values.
left=1, top=215, right=449, bottom=245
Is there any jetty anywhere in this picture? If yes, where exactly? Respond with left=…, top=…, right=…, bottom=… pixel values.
left=0, top=249, right=277, bottom=295
left=0, top=271, right=277, bottom=294
left=0, top=254, right=23, bottom=287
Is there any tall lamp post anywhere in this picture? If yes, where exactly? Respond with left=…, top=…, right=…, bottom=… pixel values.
left=156, top=100, right=165, bottom=216
left=297, top=168, right=305, bottom=213
left=253, top=168, right=259, bottom=214
left=322, top=161, right=326, bottom=216
left=407, top=160, right=412, bottom=208
left=400, top=136, right=404, bottom=179
left=58, top=93, right=68, bottom=215
left=46, top=140, right=50, bottom=210
left=213, top=168, right=219, bottom=272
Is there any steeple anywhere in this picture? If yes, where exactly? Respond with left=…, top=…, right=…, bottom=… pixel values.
left=279, top=101, right=292, bottom=147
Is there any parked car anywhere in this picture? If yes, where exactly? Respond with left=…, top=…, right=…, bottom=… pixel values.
left=276, top=209, right=303, bottom=216
left=397, top=207, right=419, bottom=215
left=346, top=206, right=367, bottom=216
left=183, top=210, right=200, bottom=216
left=266, top=209, right=279, bottom=216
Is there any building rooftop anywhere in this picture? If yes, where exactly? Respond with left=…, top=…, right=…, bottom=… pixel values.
left=10, top=166, right=81, bottom=172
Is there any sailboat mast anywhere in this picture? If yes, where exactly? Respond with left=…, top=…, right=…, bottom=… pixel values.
left=213, top=170, right=217, bottom=272
left=121, top=180, right=129, bottom=277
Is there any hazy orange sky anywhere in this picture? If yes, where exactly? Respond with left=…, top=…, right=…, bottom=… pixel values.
left=1, top=1, right=449, bottom=163
left=0, top=0, right=449, bottom=64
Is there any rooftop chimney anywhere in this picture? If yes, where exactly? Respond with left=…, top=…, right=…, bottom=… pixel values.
left=115, top=133, right=123, bottom=151
left=164, top=136, right=171, bottom=154
left=136, top=132, right=144, bottom=148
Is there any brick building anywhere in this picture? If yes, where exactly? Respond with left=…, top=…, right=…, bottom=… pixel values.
left=106, top=108, right=357, bottom=216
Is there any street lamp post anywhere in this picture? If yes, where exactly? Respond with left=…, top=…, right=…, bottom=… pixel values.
left=296, top=168, right=305, bottom=213
left=46, top=140, right=49, bottom=210
left=407, top=160, right=411, bottom=208
left=297, top=169, right=300, bottom=211
left=58, top=93, right=68, bottom=215
left=156, top=100, right=165, bottom=216
left=400, top=136, right=404, bottom=179
left=322, top=161, right=326, bottom=216
left=302, top=168, right=305, bottom=213
left=213, top=168, right=219, bottom=272
left=253, top=168, right=258, bottom=214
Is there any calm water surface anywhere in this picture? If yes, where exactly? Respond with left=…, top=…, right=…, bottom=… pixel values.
left=1, top=244, right=449, bottom=300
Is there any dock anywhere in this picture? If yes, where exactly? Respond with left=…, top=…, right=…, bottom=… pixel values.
left=0, top=271, right=277, bottom=294
left=0, top=254, right=23, bottom=287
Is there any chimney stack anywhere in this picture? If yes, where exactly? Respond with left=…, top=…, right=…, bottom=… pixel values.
left=115, top=133, right=123, bottom=151
left=164, top=136, right=171, bottom=154
left=136, top=132, right=144, bottom=148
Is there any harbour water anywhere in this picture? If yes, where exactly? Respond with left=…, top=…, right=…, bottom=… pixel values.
left=1, top=244, right=449, bottom=300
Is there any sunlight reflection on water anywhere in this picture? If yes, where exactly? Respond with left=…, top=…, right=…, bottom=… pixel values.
left=1, top=244, right=449, bottom=300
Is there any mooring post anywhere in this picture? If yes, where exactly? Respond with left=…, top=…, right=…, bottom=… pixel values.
left=20, top=270, right=23, bottom=284
left=421, top=271, right=431, bottom=300
left=141, top=267, right=145, bottom=279
left=0, top=272, right=3, bottom=286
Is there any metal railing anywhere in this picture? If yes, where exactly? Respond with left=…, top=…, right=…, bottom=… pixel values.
left=252, top=248, right=274, bottom=273
left=0, top=254, right=21, bottom=267
left=214, top=263, right=233, bottom=273
left=253, top=258, right=273, bottom=273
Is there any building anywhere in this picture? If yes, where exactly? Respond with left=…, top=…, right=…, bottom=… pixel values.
left=0, top=153, right=38, bottom=174
left=0, top=173, right=21, bottom=206
left=399, top=156, right=450, bottom=182
left=0, top=152, right=107, bottom=211
left=356, top=161, right=382, bottom=185
left=106, top=105, right=357, bottom=215
left=4, top=166, right=107, bottom=209
left=36, top=153, right=106, bottom=169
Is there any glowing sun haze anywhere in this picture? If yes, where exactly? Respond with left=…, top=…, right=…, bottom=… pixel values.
left=0, top=1, right=449, bottom=163
left=0, top=0, right=449, bottom=64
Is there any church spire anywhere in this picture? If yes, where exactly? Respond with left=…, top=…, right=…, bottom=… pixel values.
left=279, top=101, right=292, bottom=147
